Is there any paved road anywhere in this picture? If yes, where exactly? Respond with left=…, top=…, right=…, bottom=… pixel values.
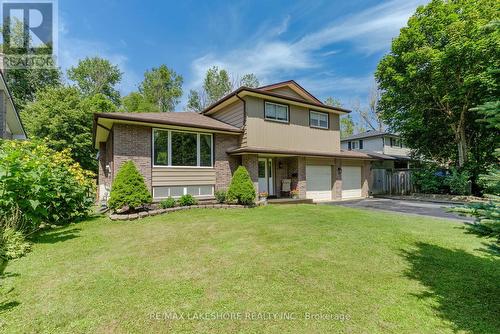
left=323, top=198, right=473, bottom=222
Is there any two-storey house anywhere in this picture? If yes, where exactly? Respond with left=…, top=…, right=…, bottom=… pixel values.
left=93, top=81, right=375, bottom=203
left=341, top=130, right=411, bottom=169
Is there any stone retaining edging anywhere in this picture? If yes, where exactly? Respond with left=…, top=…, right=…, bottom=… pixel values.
left=109, top=204, right=250, bottom=221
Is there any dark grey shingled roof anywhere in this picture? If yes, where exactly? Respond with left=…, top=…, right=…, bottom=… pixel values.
left=341, top=130, right=396, bottom=141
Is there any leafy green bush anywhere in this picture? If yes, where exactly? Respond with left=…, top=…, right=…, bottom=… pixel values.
left=0, top=228, right=31, bottom=260
left=227, top=166, right=256, bottom=205
left=160, top=197, right=176, bottom=208
left=178, top=194, right=197, bottom=207
left=108, top=161, right=152, bottom=211
left=215, top=190, right=227, bottom=204
left=412, top=165, right=444, bottom=194
left=0, top=140, right=95, bottom=232
left=446, top=167, right=471, bottom=195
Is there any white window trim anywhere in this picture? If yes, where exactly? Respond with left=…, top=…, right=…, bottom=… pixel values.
left=264, top=101, right=289, bottom=123
left=309, top=110, right=329, bottom=129
left=153, top=185, right=215, bottom=199
left=152, top=128, right=213, bottom=168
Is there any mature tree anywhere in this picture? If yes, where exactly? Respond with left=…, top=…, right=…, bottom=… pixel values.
left=21, top=86, right=117, bottom=171
left=340, top=115, right=355, bottom=138
left=324, top=96, right=342, bottom=108
left=139, top=65, right=183, bottom=112
left=204, top=66, right=232, bottom=105
left=67, top=57, right=122, bottom=105
left=187, top=67, right=259, bottom=112
left=186, top=90, right=205, bottom=112
left=376, top=0, right=499, bottom=176
left=324, top=97, right=355, bottom=138
left=121, top=92, right=159, bottom=112
left=239, top=73, right=260, bottom=88
left=1, top=19, right=61, bottom=109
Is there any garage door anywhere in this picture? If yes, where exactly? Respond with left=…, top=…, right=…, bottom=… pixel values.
left=342, top=166, right=362, bottom=199
left=306, top=165, right=332, bottom=201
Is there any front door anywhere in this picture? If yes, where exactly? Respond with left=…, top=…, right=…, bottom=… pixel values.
left=258, top=158, right=274, bottom=195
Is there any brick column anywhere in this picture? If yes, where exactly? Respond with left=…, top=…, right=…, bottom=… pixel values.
left=113, top=124, right=152, bottom=190
left=214, top=134, right=240, bottom=190
left=242, top=154, right=259, bottom=193
left=333, top=159, right=342, bottom=200
left=362, top=160, right=371, bottom=197
left=297, top=156, right=307, bottom=199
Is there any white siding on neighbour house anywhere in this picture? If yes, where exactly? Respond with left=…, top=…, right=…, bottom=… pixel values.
left=383, top=137, right=411, bottom=156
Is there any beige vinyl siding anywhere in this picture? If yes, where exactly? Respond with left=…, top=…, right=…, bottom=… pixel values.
left=152, top=167, right=216, bottom=186
left=209, top=100, right=244, bottom=128
left=244, top=96, right=340, bottom=153
left=266, top=86, right=308, bottom=101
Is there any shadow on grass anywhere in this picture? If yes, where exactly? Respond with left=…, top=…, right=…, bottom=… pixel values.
left=404, top=243, right=500, bottom=333
left=32, top=214, right=103, bottom=244
left=34, top=227, right=81, bottom=244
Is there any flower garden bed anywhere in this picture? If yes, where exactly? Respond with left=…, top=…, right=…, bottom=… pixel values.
left=109, top=203, right=251, bottom=221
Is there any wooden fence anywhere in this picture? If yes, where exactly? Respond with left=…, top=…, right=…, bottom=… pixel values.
left=371, top=169, right=414, bottom=195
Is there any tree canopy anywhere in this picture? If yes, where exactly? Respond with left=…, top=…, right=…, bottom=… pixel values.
left=67, top=57, right=122, bottom=105
left=139, top=65, right=183, bottom=112
left=376, top=0, right=499, bottom=177
left=21, top=86, right=117, bottom=171
left=187, top=66, right=260, bottom=112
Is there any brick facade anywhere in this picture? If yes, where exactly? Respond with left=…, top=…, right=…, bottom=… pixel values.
left=214, top=133, right=240, bottom=190
left=297, top=157, right=307, bottom=199
left=242, top=154, right=259, bottom=192
left=113, top=124, right=152, bottom=190
left=333, top=158, right=342, bottom=200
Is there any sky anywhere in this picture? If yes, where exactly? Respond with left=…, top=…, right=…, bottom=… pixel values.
left=57, top=0, right=429, bottom=112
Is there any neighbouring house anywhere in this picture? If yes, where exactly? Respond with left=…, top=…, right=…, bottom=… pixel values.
left=0, top=71, right=26, bottom=140
left=93, top=80, right=377, bottom=203
left=341, top=130, right=413, bottom=195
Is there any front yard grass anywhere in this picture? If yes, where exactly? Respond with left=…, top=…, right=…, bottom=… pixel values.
left=1, top=205, right=499, bottom=333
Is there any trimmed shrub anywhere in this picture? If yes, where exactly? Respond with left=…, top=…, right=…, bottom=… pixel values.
left=178, top=194, right=197, bottom=206
left=108, top=161, right=152, bottom=211
left=160, top=197, right=176, bottom=209
left=0, top=140, right=95, bottom=232
left=227, top=166, right=256, bottom=205
left=215, top=190, right=227, bottom=204
left=446, top=167, right=471, bottom=195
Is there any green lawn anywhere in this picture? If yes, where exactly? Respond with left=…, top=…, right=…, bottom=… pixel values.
left=1, top=205, right=499, bottom=333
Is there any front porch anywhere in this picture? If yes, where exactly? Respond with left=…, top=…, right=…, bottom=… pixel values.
left=233, top=151, right=372, bottom=202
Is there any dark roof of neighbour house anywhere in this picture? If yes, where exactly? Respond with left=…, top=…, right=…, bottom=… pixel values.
left=94, top=112, right=242, bottom=133
left=226, top=146, right=381, bottom=160
left=202, top=86, right=352, bottom=115
left=341, top=130, right=398, bottom=141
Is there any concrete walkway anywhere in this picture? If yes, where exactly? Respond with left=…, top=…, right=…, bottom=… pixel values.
left=322, top=198, right=473, bottom=222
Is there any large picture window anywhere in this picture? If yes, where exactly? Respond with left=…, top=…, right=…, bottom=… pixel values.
left=265, top=102, right=289, bottom=123
left=153, top=129, right=213, bottom=167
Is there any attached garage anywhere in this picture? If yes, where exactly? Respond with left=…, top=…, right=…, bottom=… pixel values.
left=306, top=165, right=332, bottom=201
left=342, top=166, right=362, bottom=199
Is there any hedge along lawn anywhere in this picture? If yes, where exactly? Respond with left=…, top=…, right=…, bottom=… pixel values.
left=2, top=205, right=499, bottom=333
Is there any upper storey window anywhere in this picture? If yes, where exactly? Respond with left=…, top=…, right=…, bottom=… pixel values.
left=264, top=101, right=289, bottom=123
left=309, top=110, right=329, bottom=129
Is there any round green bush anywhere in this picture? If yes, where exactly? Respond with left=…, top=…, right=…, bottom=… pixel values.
left=160, top=197, right=176, bottom=209
left=227, top=166, right=256, bottom=205
left=178, top=194, right=197, bottom=206
left=108, top=161, right=152, bottom=211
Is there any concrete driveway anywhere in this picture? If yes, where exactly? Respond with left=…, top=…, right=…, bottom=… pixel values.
left=322, top=198, right=473, bottom=222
